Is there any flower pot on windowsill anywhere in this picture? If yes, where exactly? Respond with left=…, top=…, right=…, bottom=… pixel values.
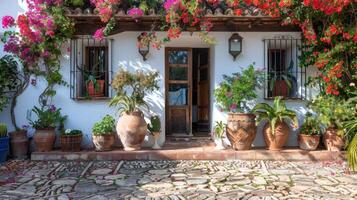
left=61, top=134, right=82, bottom=152
left=263, top=121, right=289, bottom=150
left=87, top=80, right=105, bottom=97
left=92, top=134, right=115, bottom=151
left=272, top=80, right=290, bottom=98
left=9, top=130, right=29, bottom=159
left=33, top=128, right=56, bottom=152
left=323, top=127, right=344, bottom=151
left=298, top=134, right=320, bottom=151
left=226, top=113, right=256, bottom=150
left=117, top=111, right=147, bottom=151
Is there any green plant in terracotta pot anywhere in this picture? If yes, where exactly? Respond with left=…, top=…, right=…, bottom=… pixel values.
left=110, top=68, right=159, bottom=151
left=28, top=105, right=67, bottom=152
left=148, top=115, right=161, bottom=150
left=212, top=121, right=226, bottom=150
left=298, top=113, right=322, bottom=151
left=92, top=115, right=116, bottom=151
left=253, top=97, right=298, bottom=150
left=60, top=129, right=83, bottom=152
left=214, top=64, right=263, bottom=150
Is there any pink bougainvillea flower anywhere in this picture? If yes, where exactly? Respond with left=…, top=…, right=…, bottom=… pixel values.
left=128, top=8, right=144, bottom=19
left=164, top=0, right=179, bottom=11
left=94, top=28, right=105, bottom=40
left=2, top=16, right=15, bottom=28
left=230, top=103, right=238, bottom=111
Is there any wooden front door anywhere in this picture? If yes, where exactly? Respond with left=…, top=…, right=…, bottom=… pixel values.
left=165, top=48, right=192, bottom=136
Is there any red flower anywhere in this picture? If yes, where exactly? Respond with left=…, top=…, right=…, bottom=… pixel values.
left=167, top=27, right=181, bottom=39
left=2, top=16, right=15, bottom=28
left=234, top=9, right=243, bottom=16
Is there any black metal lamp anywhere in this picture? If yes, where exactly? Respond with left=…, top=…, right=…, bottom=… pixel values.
left=229, top=33, right=243, bottom=61
left=137, top=35, right=149, bottom=61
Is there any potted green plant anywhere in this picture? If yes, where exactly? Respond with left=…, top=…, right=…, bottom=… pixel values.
left=298, top=113, right=322, bottom=151
left=214, top=64, right=263, bottom=150
left=309, top=95, right=351, bottom=151
left=86, top=74, right=105, bottom=98
left=28, top=105, right=67, bottom=152
left=60, top=129, right=83, bottom=152
left=110, top=69, right=159, bottom=151
left=148, top=115, right=161, bottom=150
left=0, top=123, right=9, bottom=162
left=212, top=121, right=226, bottom=150
left=92, top=115, right=116, bottom=151
left=252, top=97, right=298, bottom=150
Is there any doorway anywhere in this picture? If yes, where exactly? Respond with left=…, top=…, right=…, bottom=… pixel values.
left=165, top=48, right=210, bottom=137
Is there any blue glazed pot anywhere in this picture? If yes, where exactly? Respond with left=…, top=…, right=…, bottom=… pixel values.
left=0, top=137, right=10, bottom=162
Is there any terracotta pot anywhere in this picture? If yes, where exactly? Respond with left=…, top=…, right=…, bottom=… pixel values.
left=92, top=134, right=115, bottom=151
left=323, top=127, right=344, bottom=151
left=9, top=130, right=29, bottom=159
left=263, top=121, right=290, bottom=150
left=60, top=135, right=82, bottom=152
left=33, top=129, right=56, bottom=152
left=117, top=111, right=147, bottom=151
left=87, top=80, right=105, bottom=97
left=226, top=113, right=256, bottom=150
left=298, top=134, right=320, bottom=151
left=272, top=80, right=290, bottom=98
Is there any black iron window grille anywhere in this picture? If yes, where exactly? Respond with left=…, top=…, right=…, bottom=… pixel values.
left=70, top=36, right=113, bottom=100
left=263, top=36, right=306, bottom=100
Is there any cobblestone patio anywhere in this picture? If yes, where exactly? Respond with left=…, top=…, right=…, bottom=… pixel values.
left=0, top=160, right=356, bottom=200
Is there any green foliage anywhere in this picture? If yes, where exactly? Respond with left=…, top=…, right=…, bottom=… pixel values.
left=27, top=106, right=67, bottom=130
left=299, top=113, right=322, bottom=136
left=64, top=0, right=84, bottom=7
left=309, top=95, right=352, bottom=130
left=62, top=129, right=82, bottom=136
left=109, top=68, right=160, bottom=115
left=0, top=55, right=20, bottom=112
left=213, top=121, right=226, bottom=139
left=214, top=64, right=263, bottom=113
left=92, top=115, right=115, bottom=136
left=347, top=134, right=357, bottom=172
left=253, top=97, right=298, bottom=136
left=148, top=115, right=161, bottom=132
left=0, top=123, right=7, bottom=138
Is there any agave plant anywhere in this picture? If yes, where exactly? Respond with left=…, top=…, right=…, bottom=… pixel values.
left=252, top=97, right=298, bottom=135
left=344, top=119, right=357, bottom=171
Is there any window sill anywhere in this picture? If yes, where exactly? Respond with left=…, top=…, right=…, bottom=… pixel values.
left=264, top=97, right=305, bottom=101
left=73, top=97, right=112, bottom=101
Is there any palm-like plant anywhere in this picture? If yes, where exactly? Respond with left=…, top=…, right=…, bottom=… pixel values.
left=213, top=121, right=226, bottom=139
left=252, top=97, right=298, bottom=135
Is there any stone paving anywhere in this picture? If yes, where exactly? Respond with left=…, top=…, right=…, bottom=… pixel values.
left=0, top=160, right=356, bottom=200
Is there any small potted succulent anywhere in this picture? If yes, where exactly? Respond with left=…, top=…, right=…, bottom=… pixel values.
left=298, top=113, right=322, bottom=151
left=61, top=129, right=83, bottom=152
left=0, top=123, right=9, bottom=162
left=148, top=116, right=161, bottom=150
left=212, top=121, right=226, bottom=150
left=28, top=105, right=67, bottom=152
left=253, top=97, right=298, bottom=150
left=92, top=115, right=116, bottom=151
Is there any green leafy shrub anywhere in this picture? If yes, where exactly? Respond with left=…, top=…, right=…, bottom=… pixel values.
left=299, top=113, right=322, bottom=136
left=0, top=55, right=20, bottom=112
left=214, top=64, right=263, bottom=113
left=0, top=123, right=7, bottom=138
left=148, top=116, right=161, bottom=132
left=213, top=121, right=226, bottom=139
left=92, top=115, right=115, bottom=136
left=27, top=105, right=67, bottom=130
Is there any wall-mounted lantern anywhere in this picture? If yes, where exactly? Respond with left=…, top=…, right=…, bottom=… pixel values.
left=137, top=35, right=150, bottom=61
left=229, top=33, right=243, bottom=61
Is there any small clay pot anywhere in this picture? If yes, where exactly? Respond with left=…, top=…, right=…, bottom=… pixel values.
left=92, top=134, right=115, bottom=151
left=9, top=130, right=29, bottom=159
left=34, top=129, right=56, bottom=152
left=323, top=127, right=344, bottom=151
left=298, top=134, right=320, bottom=151
left=60, top=135, right=82, bottom=152
left=263, top=121, right=290, bottom=150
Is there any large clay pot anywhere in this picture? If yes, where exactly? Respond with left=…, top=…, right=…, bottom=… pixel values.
left=61, top=135, right=82, bottom=152
left=87, top=80, right=105, bottom=97
left=324, top=127, right=344, bottom=151
left=226, top=113, right=256, bottom=150
left=9, top=130, right=29, bottom=159
left=263, top=121, right=289, bottom=150
left=92, top=134, right=115, bottom=151
left=117, top=111, right=147, bottom=151
left=298, top=134, right=320, bottom=151
left=33, top=129, right=56, bottom=152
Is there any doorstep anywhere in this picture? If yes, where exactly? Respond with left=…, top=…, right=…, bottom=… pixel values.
left=31, top=147, right=346, bottom=161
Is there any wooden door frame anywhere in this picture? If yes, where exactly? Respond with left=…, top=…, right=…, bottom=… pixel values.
left=165, top=47, right=193, bottom=136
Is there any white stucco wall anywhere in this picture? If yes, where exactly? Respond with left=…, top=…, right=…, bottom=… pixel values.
left=0, top=0, right=319, bottom=148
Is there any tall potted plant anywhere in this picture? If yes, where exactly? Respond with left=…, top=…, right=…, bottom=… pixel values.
left=253, top=97, right=298, bottom=150
left=28, top=105, right=67, bottom=152
left=92, top=115, right=116, bottom=151
left=0, top=123, right=9, bottom=162
left=110, top=69, right=159, bottom=151
left=298, top=113, right=322, bottom=151
left=214, top=65, right=263, bottom=150
left=309, top=95, right=350, bottom=151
